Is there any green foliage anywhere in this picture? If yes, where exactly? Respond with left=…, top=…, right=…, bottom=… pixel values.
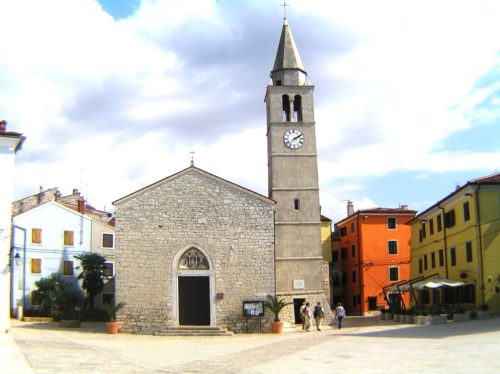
left=102, top=301, right=126, bottom=322
left=75, top=252, right=107, bottom=310
left=264, top=295, right=292, bottom=322
left=81, top=308, right=109, bottom=322
left=328, top=262, right=342, bottom=286
left=480, top=303, right=489, bottom=311
left=34, top=273, right=83, bottom=315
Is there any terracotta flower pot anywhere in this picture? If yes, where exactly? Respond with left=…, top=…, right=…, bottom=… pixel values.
left=270, top=321, right=284, bottom=334
left=106, top=321, right=120, bottom=334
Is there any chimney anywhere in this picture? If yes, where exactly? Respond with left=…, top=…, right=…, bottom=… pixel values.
left=73, top=188, right=80, bottom=196
left=347, top=200, right=354, bottom=216
left=400, top=204, right=408, bottom=210
left=78, top=198, right=86, bottom=214
left=0, top=120, right=6, bottom=132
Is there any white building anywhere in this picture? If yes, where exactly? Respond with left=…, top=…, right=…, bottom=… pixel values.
left=0, top=120, right=25, bottom=332
left=11, top=198, right=115, bottom=314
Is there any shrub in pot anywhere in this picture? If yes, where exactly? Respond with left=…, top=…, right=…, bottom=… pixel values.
left=264, top=295, right=292, bottom=333
left=102, top=301, right=126, bottom=334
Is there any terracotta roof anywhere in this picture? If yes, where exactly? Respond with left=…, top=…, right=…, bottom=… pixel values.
left=469, top=172, right=500, bottom=184
left=356, top=208, right=417, bottom=215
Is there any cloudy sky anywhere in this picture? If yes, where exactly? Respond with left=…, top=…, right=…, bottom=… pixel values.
left=1, top=0, right=499, bottom=223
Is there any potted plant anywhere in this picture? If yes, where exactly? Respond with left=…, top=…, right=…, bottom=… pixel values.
left=264, top=295, right=292, bottom=334
left=102, top=301, right=126, bottom=334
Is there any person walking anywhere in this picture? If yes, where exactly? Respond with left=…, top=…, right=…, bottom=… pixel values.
left=299, top=301, right=306, bottom=330
left=313, top=302, right=325, bottom=331
left=334, top=302, right=346, bottom=329
left=303, top=302, right=313, bottom=332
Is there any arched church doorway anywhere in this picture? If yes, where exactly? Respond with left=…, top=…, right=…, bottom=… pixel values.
left=175, top=247, right=212, bottom=326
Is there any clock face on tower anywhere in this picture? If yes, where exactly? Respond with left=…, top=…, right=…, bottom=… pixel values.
left=283, top=129, right=304, bottom=149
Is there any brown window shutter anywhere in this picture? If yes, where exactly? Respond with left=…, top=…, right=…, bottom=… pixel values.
left=31, top=259, right=41, bottom=273
left=32, top=228, right=42, bottom=244
left=64, top=231, right=74, bottom=246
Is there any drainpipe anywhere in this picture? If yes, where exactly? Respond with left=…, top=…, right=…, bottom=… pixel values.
left=473, top=186, right=485, bottom=305
left=437, top=206, right=448, bottom=279
left=11, top=225, right=27, bottom=314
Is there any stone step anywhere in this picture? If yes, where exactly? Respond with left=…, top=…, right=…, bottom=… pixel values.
left=154, top=326, right=233, bottom=337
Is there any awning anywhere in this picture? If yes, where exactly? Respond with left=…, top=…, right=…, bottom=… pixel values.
left=410, top=278, right=464, bottom=290
left=387, top=278, right=464, bottom=292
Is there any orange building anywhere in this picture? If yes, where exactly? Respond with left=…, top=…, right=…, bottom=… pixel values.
left=334, top=202, right=416, bottom=315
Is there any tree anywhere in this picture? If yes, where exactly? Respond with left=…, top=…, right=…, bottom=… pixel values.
left=75, top=252, right=106, bottom=310
left=34, top=273, right=83, bottom=316
left=35, top=273, right=65, bottom=314
left=329, top=262, right=342, bottom=303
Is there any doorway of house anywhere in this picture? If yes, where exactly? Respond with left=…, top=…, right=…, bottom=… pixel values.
left=178, top=276, right=210, bottom=325
left=293, top=298, right=305, bottom=324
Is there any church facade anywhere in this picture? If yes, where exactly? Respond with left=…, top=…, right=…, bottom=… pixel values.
left=114, top=19, right=330, bottom=333
left=114, top=167, right=275, bottom=333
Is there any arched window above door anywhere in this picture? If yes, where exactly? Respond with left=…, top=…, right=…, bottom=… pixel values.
left=178, top=248, right=209, bottom=270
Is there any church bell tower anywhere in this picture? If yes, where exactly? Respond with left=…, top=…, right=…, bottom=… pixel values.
left=265, top=18, right=328, bottom=318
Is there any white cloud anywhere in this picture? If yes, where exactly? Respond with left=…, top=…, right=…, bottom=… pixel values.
left=2, top=0, right=500, bottom=221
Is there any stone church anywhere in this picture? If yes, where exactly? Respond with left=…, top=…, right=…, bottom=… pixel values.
left=114, top=19, right=331, bottom=334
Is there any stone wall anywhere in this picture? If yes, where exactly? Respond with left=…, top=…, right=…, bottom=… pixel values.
left=114, top=168, right=276, bottom=334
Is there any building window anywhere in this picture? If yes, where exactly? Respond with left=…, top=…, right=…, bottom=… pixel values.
left=63, top=260, right=74, bottom=276
left=429, top=218, right=434, bottom=235
left=368, top=296, right=378, bottom=311
left=463, top=201, right=470, bottom=222
left=437, top=215, right=442, bottom=232
left=31, top=291, right=42, bottom=306
left=351, top=244, right=356, bottom=258
left=31, top=258, right=42, bottom=274
left=389, top=267, right=399, bottom=281
left=421, top=222, right=426, bottom=239
left=352, top=295, right=357, bottom=307
left=340, top=227, right=347, bottom=237
left=466, top=242, right=473, bottom=262
left=102, top=233, right=115, bottom=249
left=424, top=255, right=428, bottom=270
left=342, top=272, right=347, bottom=285
left=294, top=199, right=300, bottom=211
left=451, top=248, right=456, bottom=266
left=388, top=240, right=398, bottom=254
left=439, top=249, right=444, bottom=267
left=352, top=270, right=356, bottom=283
left=332, top=250, right=339, bottom=262
left=418, top=258, right=423, bottom=274
left=102, top=293, right=114, bottom=304
left=64, top=230, right=74, bottom=246
left=32, top=228, right=42, bottom=244
left=388, top=217, right=396, bottom=229
left=444, top=210, right=456, bottom=228
left=350, top=222, right=355, bottom=234
left=103, top=262, right=114, bottom=277
left=431, top=252, right=436, bottom=269
left=341, top=247, right=348, bottom=260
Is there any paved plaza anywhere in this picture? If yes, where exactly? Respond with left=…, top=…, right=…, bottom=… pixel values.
left=2, top=316, right=500, bottom=373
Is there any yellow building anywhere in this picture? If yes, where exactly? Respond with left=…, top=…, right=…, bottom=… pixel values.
left=321, top=215, right=333, bottom=261
left=408, top=173, right=500, bottom=312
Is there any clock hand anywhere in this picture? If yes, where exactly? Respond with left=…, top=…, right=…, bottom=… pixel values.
left=292, top=134, right=302, bottom=140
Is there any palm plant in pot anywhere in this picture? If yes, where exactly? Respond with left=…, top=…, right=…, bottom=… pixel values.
left=264, top=295, right=292, bottom=333
left=102, top=301, right=126, bottom=334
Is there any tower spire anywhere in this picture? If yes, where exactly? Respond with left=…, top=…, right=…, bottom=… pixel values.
left=270, top=19, right=307, bottom=86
